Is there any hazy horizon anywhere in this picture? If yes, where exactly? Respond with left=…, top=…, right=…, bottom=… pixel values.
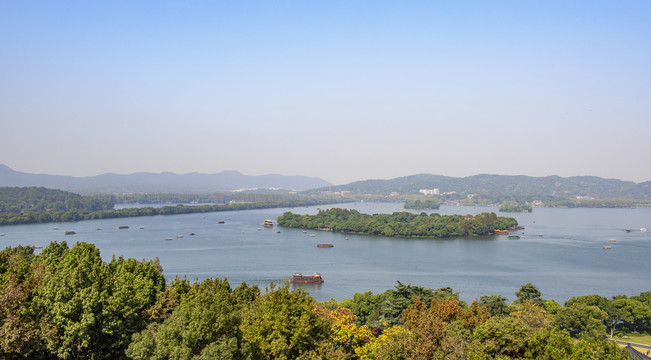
left=3, top=163, right=650, bottom=187
left=2, top=1, right=650, bottom=185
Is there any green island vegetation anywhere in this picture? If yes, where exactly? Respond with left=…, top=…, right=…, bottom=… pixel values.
left=111, top=191, right=305, bottom=205
left=403, top=199, right=440, bottom=210
left=0, top=200, right=341, bottom=226
left=1, top=242, right=647, bottom=359
left=0, top=187, right=345, bottom=226
left=277, top=208, right=518, bottom=237
left=459, top=195, right=641, bottom=209
left=543, top=198, right=639, bottom=208
left=498, top=201, right=533, bottom=213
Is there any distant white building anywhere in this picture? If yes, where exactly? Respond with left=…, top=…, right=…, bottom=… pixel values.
left=419, top=188, right=440, bottom=195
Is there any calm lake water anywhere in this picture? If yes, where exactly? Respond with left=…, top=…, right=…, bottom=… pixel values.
left=1, top=202, right=650, bottom=304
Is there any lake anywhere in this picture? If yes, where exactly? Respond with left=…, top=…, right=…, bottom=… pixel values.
left=1, top=202, right=649, bottom=304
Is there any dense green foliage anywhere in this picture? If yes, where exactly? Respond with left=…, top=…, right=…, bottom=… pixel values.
left=0, top=187, right=114, bottom=214
left=277, top=208, right=518, bottom=237
left=499, top=202, right=533, bottom=213
left=0, top=198, right=344, bottom=226
left=403, top=199, right=440, bottom=210
left=0, top=243, right=643, bottom=359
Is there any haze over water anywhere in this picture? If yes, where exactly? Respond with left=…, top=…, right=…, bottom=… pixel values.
left=2, top=202, right=649, bottom=303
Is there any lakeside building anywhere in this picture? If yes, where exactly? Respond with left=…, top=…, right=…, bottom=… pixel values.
left=419, top=188, right=440, bottom=195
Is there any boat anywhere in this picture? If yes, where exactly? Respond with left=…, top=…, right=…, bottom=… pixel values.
left=603, top=246, right=612, bottom=250
left=96, top=228, right=102, bottom=230
left=118, top=226, right=129, bottom=229
left=508, top=235, right=520, bottom=240
left=494, top=229, right=508, bottom=235
left=641, top=228, right=648, bottom=232
left=309, top=234, right=316, bottom=237
left=317, top=243, right=334, bottom=248
left=176, top=235, right=183, bottom=238
left=65, top=231, right=76, bottom=235
left=189, top=232, right=196, bottom=236
left=608, top=239, right=616, bottom=242
left=290, top=273, right=324, bottom=283
left=165, top=238, right=173, bottom=241
left=263, top=220, right=274, bottom=227
left=218, top=221, right=225, bottom=224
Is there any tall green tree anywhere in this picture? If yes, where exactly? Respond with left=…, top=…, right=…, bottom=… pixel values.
left=33, top=241, right=165, bottom=359
left=479, top=294, right=510, bottom=316
left=240, top=283, right=330, bottom=360
left=514, top=283, right=543, bottom=306
left=553, top=303, right=608, bottom=337
left=127, top=278, right=251, bottom=360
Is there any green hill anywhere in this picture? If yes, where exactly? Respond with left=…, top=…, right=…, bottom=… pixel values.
left=310, top=174, right=651, bottom=201
left=0, top=187, right=114, bottom=214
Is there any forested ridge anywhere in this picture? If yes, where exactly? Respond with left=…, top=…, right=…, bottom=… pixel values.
left=277, top=208, right=518, bottom=237
left=311, top=173, right=651, bottom=201
left=0, top=187, right=114, bottom=214
left=1, top=242, right=643, bottom=359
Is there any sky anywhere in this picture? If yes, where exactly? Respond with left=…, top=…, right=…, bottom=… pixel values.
left=1, top=1, right=650, bottom=185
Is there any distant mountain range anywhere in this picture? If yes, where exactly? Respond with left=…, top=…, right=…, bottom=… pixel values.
left=311, top=174, right=651, bottom=200
left=0, top=164, right=332, bottom=193
left=3, top=164, right=650, bottom=200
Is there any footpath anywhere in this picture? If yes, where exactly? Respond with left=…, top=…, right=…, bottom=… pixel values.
left=612, top=340, right=651, bottom=360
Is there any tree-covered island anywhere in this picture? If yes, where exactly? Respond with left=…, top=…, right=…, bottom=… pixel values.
left=403, top=199, right=440, bottom=210
left=498, top=201, right=533, bottom=213
left=277, top=208, right=518, bottom=237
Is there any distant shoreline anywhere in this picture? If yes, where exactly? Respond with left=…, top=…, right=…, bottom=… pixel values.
left=0, top=199, right=345, bottom=227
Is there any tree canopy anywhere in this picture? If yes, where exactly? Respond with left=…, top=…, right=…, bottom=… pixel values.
left=277, top=208, right=518, bottom=238
left=0, top=243, right=643, bottom=359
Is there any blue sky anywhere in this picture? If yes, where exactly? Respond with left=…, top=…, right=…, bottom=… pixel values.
left=2, top=1, right=650, bottom=185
